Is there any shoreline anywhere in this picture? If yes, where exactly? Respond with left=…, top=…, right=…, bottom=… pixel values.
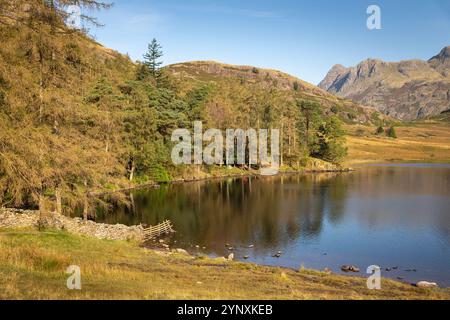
left=0, top=228, right=448, bottom=299
left=2, top=161, right=449, bottom=296
left=95, top=166, right=354, bottom=197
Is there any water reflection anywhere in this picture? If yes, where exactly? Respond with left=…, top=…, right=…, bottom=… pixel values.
left=99, top=165, right=450, bottom=286
left=101, top=173, right=349, bottom=248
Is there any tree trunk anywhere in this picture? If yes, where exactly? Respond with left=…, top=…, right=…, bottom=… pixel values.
left=83, top=179, right=89, bottom=221
left=55, top=187, right=62, bottom=215
left=83, top=195, right=89, bottom=221
left=129, top=160, right=135, bottom=181
left=39, top=193, right=45, bottom=220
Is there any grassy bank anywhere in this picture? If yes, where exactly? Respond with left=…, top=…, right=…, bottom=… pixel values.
left=0, top=229, right=448, bottom=300
left=345, top=122, right=450, bottom=165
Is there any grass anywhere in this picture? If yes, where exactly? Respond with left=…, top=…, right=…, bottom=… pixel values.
left=344, top=121, right=450, bottom=165
left=0, top=229, right=449, bottom=300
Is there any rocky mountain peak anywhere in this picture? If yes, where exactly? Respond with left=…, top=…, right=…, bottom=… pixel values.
left=429, top=46, right=450, bottom=63
left=318, top=46, right=450, bottom=120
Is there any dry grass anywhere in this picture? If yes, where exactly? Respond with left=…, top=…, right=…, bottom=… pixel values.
left=0, top=229, right=449, bottom=300
left=344, top=122, right=450, bottom=165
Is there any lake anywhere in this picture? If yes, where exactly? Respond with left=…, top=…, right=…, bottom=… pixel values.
left=98, top=164, right=450, bottom=287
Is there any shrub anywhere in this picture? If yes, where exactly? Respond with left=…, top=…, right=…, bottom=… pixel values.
left=375, top=126, right=384, bottom=135
left=386, top=126, right=397, bottom=138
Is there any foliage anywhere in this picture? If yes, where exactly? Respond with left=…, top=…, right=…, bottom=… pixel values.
left=312, top=117, right=348, bottom=164
left=375, top=126, right=384, bottom=135
left=386, top=126, right=398, bottom=138
left=0, top=2, right=350, bottom=217
left=143, top=38, right=163, bottom=80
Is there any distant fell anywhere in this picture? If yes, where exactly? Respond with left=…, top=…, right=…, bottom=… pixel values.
left=319, top=47, right=450, bottom=120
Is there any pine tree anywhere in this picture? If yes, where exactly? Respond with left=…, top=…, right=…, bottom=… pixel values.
left=143, top=38, right=163, bottom=78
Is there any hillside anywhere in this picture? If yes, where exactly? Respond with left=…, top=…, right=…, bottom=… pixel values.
left=319, top=46, right=450, bottom=120
left=167, top=60, right=383, bottom=124
left=0, top=1, right=365, bottom=217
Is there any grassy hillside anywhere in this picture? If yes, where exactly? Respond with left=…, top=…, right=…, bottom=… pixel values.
left=345, top=121, right=450, bottom=165
left=1, top=229, right=449, bottom=300
left=167, top=60, right=384, bottom=125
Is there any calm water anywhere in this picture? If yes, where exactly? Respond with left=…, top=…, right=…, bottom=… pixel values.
left=99, top=164, right=450, bottom=286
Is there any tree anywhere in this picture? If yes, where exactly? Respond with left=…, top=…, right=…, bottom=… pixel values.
left=313, top=116, right=347, bottom=164
left=143, top=38, right=163, bottom=79
left=297, top=99, right=323, bottom=148
left=0, top=0, right=117, bottom=220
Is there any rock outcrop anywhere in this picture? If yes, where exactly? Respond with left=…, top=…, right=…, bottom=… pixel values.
left=319, top=46, right=450, bottom=120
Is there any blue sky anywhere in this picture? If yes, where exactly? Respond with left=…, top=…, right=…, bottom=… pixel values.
left=89, top=0, right=450, bottom=84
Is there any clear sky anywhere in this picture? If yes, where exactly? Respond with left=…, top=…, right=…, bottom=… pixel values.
left=89, top=0, right=450, bottom=85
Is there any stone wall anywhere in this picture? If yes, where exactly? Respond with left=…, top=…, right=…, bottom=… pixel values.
left=0, top=208, right=144, bottom=241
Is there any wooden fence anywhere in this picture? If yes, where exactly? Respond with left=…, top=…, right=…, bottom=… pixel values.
left=143, top=220, right=175, bottom=241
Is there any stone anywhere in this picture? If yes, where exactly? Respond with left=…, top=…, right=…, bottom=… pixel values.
left=341, top=265, right=351, bottom=272
left=416, top=281, right=438, bottom=289
left=341, top=265, right=360, bottom=273
left=227, top=253, right=234, bottom=261
left=176, top=248, right=189, bottom=255
left=350, top=266, right=360, bottom=273
left=0, top=208, right=144, bottom=241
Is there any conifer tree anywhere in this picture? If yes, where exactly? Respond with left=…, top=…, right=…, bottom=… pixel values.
left=143, top=38, right=164, bottom=78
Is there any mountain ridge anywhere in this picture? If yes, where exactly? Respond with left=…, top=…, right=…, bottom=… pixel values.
left=319, top=46, right=450, bottom=120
